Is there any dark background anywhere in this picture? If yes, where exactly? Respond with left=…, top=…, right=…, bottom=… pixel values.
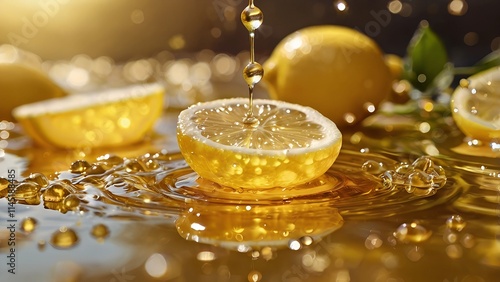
left=0, top=0, right=498, bottom=67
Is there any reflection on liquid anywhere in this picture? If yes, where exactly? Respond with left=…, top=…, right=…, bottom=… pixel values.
left=175, top=201, right=343, bottom=250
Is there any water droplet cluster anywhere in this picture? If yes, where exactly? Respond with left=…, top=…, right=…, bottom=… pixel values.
left=362, top=156, right=447, bottom=196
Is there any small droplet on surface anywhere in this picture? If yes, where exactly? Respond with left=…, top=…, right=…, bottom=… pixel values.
left=70, top=160, right=91, bottom=174
left=63, top=194, right=81, bottom=210
left=361, top=160, right=385, bottom=174
left=393, top=221, right=432, bottom=243
left=90, top=223, right=110, bottom=240
left=20, top=217, right=38, bottom=233
left=446, top=215, right=467, bottom=232
left=50, top=227, right=79, bottom=249
left=26, top=172, right=49, bottom=188
left=42, top=184, right=70, bottom=202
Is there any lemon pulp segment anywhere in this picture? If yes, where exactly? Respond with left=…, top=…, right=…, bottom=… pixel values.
left=451, top=67, right=500, bottom=141
left=177, top=98, right=342, bottom=189
left=13, top=83, right=165, bottom=149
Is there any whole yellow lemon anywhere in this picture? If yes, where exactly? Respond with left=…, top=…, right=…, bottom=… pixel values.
left=263, top=25, right=392, bottom=127
left=0, top=63, right=67, bottom=121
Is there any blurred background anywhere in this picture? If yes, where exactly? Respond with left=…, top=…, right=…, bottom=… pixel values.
left=0, top=0, right=499, bottom=66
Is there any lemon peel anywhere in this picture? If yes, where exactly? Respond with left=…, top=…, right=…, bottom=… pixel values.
left=263, top=25, right=392, bottom=127
left=13, top=83, right=165, bottom=149
left=0, top=63, right=67, bottom=121
left=176, top=98, right=342, bottom=189
left=451, top=66, right=500, bottom=141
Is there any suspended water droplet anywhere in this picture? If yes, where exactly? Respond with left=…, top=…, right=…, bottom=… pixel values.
left=241, top=5, right=263, bottom=31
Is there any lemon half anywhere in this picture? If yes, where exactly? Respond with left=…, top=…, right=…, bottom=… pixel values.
left=13, top=83, right=165, bottom=149
left=451, top=67, right=500, bottom=141
left=0, top=63, right=67, bottom=121
left=176, top=98, right=342, bottom=189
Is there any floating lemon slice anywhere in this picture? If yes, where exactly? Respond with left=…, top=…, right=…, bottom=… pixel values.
left=13, top=83, right=165, bottom=149
left=451, top=67, right=500, bottom=142
left=176, top=98, right=342, bottom=189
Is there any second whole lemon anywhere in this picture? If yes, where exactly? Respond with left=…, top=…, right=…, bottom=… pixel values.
left=263, top=25, right=393, bottom=127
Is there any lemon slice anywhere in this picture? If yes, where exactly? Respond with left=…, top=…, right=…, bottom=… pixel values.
left=176, top=98, right=342, bottom=189
left=13, top=83, right=165, bottom=149
left=451, top=67, right=500, bottom=141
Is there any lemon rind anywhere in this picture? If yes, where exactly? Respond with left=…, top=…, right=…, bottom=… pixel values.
left=177, top=98, right=342, bottom=156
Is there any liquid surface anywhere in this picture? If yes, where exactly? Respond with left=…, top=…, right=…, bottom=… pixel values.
left=2, top=69, right=500, bottom=282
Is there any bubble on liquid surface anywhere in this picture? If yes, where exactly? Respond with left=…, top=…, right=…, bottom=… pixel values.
left=50, top=226, right=79, bottom=249
left=364, top=156, right=447, bottom=196
left=446, top=215, right=466, bottom=232
left=393, top=221, right=432, bottom=243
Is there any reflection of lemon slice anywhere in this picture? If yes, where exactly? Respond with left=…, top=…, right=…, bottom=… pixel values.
left=176, top=202, right=343, bottom=250
left=451, top=67, right=500, bottom=141
left=13, top=83, right=165, bottom=149
left=177, top=98, right=342, bottom=189
left=263, top=25, right=392, bottom=127
left=0, top=63, right=67, bottom=121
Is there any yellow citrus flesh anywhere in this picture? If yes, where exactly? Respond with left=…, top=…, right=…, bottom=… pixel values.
left=451, top=67, right=500, bottom=141
left=177, top=98, right=342, bottom=189
left=13, top=83, right=165, bottom=149
left=263, top=25, right=392, bottom=127
left=0, top=63, right=67, bottom=121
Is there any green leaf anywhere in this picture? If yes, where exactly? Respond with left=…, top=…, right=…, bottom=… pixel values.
left=404, top=22, right=448, bottom=93
left=454, top=49, right=500, bottom=76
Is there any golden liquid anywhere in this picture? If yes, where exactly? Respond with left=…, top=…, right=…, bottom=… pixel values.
left=241, top=0, right=264, bottom=125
